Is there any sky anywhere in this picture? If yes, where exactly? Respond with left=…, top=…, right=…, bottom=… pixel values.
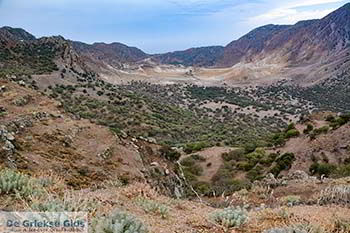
left=0, top=0, right=348, bottom=53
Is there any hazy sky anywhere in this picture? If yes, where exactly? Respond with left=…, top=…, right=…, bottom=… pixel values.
left=0, top=0, right=347, bottom=53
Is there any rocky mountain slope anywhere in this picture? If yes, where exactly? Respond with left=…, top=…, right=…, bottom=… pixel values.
left=1, top=5, right=350, bottom=232
left=71, top=41, right=149, bottom=68
left=1, top=3, right=350, bottom=86
left=152, top=46, right=225, bottom=67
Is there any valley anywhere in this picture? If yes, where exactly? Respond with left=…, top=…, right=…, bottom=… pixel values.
left=0, top=3, right=350, bottom=233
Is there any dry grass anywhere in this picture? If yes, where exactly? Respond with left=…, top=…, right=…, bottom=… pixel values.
left=318, top=185, right=350, bottom=206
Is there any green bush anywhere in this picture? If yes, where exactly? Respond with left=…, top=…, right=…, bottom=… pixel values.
left=311, top=126, right=329, bottom=137
left=270, top=153, right=295, bottom=177
left=263, top=224, right=323, bottom=233
left=180, top=157, right=196, bottom=167
left=184, top=141, right=209, bottom=154
left=336, top=164, right=350, bottom=177
left=31, top=193, right=97, bottom=212
left=271, top=132, right=286, bottom=146
left=286, top=123, right=296, bottom=131
left=309, top=162, right=336, bottom=177
left=91, top=210, right=148, bottom=233
left=190, top=154, right=206, bottom=162
left=136, top=198, right=169, bottom=219
left=303, top=124, right=314, bottom=134
left=244, top=143, right=257, bottom=154
left=246, top=165, right=263, bottom=181
left=159, top=146, right=181, bottom=161
left=285, top=129, right=300, bottom=138
left=183, top=164, right=203, bottom=176
left=221, top=149, right=245, bottom=162
left=193, top=181, right=212, bottom=196
left=210, top=206, right=248, bottom=228
left=0, top=169, right=42, bottom=198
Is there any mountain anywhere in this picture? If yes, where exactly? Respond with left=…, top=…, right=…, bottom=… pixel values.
left=0, top=26, right=36, bottom=43
left=0, top=3, right=349, bottom=85
left=71, top=41, right=149, bottom=68
left=220, top=3, right=350, bottom=68
left=217, top=24, right=291, bottom=67
left=152, top=46, right=224, bottom=67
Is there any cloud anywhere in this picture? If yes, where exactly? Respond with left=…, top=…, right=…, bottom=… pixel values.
left=0, top=0, right=347, bottom=53
left=248, top=0, right=344, bottom=25
left=251, top=8, right=336, bottom=25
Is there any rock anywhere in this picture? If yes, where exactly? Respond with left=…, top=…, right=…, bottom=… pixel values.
left=98, top=147, right=112, bottom=159
left=63, top=135, right=73, bottom=147
left=174, top=186, right=182, bottom=199
left=13, top=95, right=32, bottom=106
left=55, top=102, right=63, bottom=108
left=120, top=130, right=128, bottom=139
left=18, top=80, right=26, bottom=86
left=131, top=138, right=138, bottom=142
left=33, top=112, right=49, bottom=120
left=150, top=162, right=160, bottom=167
left=3, top=140, right=15, bottom=151
left=138, top=136, right=157, bottom=144
left=286, top=170, right=309, bottom=180
left=0, top=106, right=6, bottom=113
left=0, top=85, right=6, bottom=92
left=5, top=133, right=15, bottom=141
left=261, top=173, right=279, bottom=187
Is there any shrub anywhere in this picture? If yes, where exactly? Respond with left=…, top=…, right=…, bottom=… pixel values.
left=260, top=153, right=278, bottom=166
left=329, top=114, right=350, bottom=128
left=190, top=154, right=206, bottom=162
left=270, top=153, right=295, bottom=177
left=0, top=169, right=42, bottom=198
left=303, top=124, right=314, bottom=134
left=246, top=165, right=264, bottom=181
left=318, top=185, right=350, bottom=205
left=263, top=224, right=324, bottom=233
left=285, top=129, right=300, bottom=138
left=333, top=218, right=350, bottom=232
left=31, top=192, right=97, bottom=212
left=309, top=162, right=336, bottom=177
left=311, top=126, right=329, bottom=137
left=180, top=157, right=195, bottom=167
left=286, top=123, right=296, bottom=131
left=184, top=141, right=209, bottom=154
left=211, top=175, right=251, bottom=196
left=184, top=164, right=203, bottom=176
left=244, top=143, right=257, bottom=154
left=91, top=210, right=148, bottom=233
left=210, top=206, right=248, bottom=229
left=271, top=133, right=286, bottom=146
left=336, top=164, right=350, bottom=177
left=193, top=181, right=212, bottom=196
left=159, top=146, right=181, bottom=161
left=280, top=195, right=301, bottom=206
left=222, top=149, right=245, bottom=162
left=136, top=198, right=169, bottom=219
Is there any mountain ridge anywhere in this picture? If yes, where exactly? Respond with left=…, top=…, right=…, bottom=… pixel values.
left=0, top=3, right=349, bottom=86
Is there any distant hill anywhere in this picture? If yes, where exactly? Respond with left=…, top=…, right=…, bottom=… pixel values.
left=0, top=3, right=349, bottom=85
left=152, top=46, right=224, bottom=67
left=71, top=41, right=149, bottom=67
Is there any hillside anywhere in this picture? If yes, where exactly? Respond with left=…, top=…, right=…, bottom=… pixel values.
left=1, top=3, right=350, bottom=233
left=1, top=74, right=350, bottom=233
left=152, top=46, right=225, bottom=67
left=1, top=3, right=350, bottom=86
